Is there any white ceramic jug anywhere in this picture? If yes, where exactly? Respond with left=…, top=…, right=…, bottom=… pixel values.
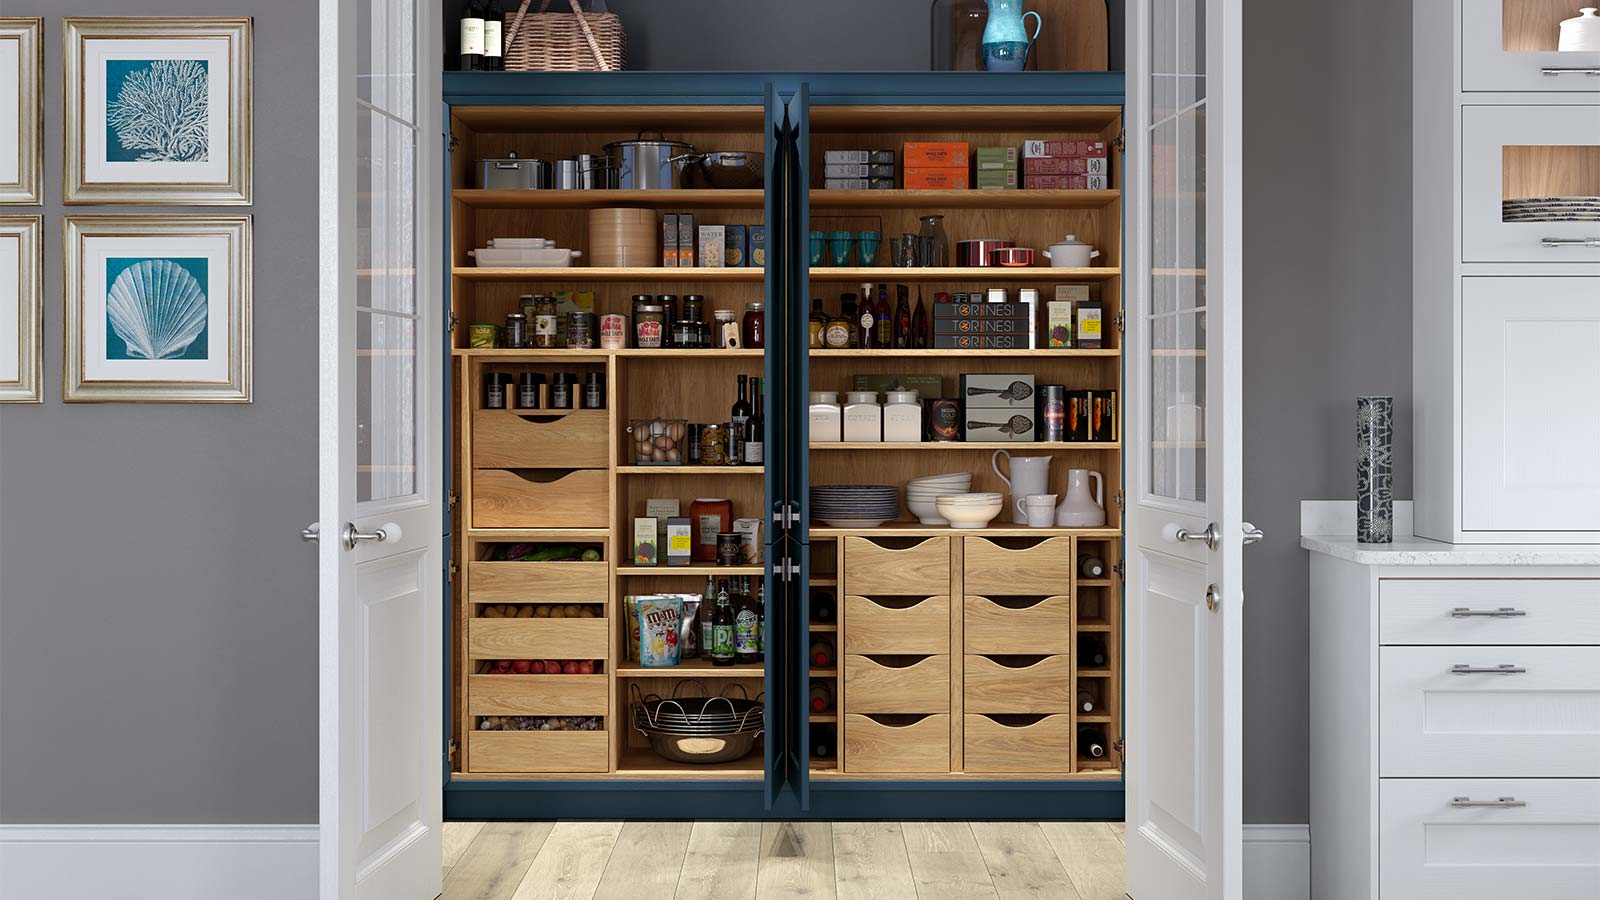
left=992, top=450, right=1052, bottom=523
left=1055, top=468, right=1106, bottom=527
left=1560, top=8, right=1600, bottom=51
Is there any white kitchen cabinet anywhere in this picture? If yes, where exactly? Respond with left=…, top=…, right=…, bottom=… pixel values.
left=1461, top=105, right=1600, bottom=263
left=1462, top=0, right=1600, bottom=92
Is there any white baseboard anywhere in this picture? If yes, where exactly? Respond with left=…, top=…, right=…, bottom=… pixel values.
left=0, top=825, right=317, bottom=900
left=1245, top=824, right=1310, bottom=900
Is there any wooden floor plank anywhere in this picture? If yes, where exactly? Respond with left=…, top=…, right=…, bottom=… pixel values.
left=592, top=821, right=692, bottom=900
left=901, top=821, right=1001, bottom=900
left=675, top=820, right=762, bottom=900
left=832, top=822, right=916, bottom=900
left=1108, top=822, right=1125, bottom=847
left=756, top=821, right=837, bottom=900
left=1038, top=823, right=1124, bottom=900
left=511, top=821, right=624, bottom=900
left=444, top=822, right=555, bottom=900
left=971, top=822, right=1084, bottom=900
left=444, top=821, right=487, bottom=880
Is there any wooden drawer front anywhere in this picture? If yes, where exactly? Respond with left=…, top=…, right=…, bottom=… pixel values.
left=844, top=654, right=950, bottom=714
left=1380, top=646, right=1600, bottom=777
left=964, top=714, right=1072, bottom=773
left=964, top=655, right=1072, bottom=713
left=469, top=561, right=609, bottom=605
left=965, top=595, right=1072, bottom=655
left=472, top=409, right=608, bottom=469
left=471, top=469, right=608, bottom=529
left=843, top=537, right=949, bottom=595
left=963, top=537, right=1073, bottom=594
left=1380, top=578, right=1600, bottom=646
left=469, top=730, right=609, bottom=774
left=469, top=618, right=609, bottom=661
left=844, top=595, right=950, bottom=654
left=844, top=714, right=950, bottom=774
left=1379, top=778, right=1600, bottom=900
left=469, top=674, right=609, bottom=717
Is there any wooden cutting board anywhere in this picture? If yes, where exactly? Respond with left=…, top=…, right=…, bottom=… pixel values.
left=949, top=0, right=1109, bottom=72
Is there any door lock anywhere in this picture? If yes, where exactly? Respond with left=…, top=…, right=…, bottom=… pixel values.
left=1205, top=583, right=1220, bottom=611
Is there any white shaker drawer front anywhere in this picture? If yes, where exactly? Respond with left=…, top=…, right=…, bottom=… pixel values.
left=1380, top=646, right=1600, bottom=777
left=1380, top=778, right=1600, bottom=900
left=1379, top=578, right=1600, bottom=645
left=1461, top=106, right=1600, bottom=264
left=1461, top=0, right=1600, bottom=93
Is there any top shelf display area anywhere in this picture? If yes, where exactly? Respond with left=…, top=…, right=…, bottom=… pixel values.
left=453, top=188, right=1121, bottom=210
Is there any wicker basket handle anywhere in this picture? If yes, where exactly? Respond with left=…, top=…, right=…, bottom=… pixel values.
left=506, top=0, right=613, bottom=71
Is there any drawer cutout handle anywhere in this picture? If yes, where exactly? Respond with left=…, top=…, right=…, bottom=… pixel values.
left=513, top=413, right=577, bottom=424
left=507, top=469, right=586, bottom=484
left=980, top=713, right=1053, bottom=728
left=862, top=713, right=934, bottom=728
left=1450, top=797, right=1526, bottom=809
left=1541, top=66, right=1600, bottom=76
left=1450, top=607, right=1526, bottom=619
left=977, top=595, right=1059, bottom=610
left=863, top=654, right=935, bottom=669
left=1451, top=664, right=1527, bottom=675
left=977, top=535, right=1060, bottom=551
left=856, top=535, right=942, bottom=552
left=981, top=654, right=1051, bottom=669
left=859, top=595, right=943, bottom=611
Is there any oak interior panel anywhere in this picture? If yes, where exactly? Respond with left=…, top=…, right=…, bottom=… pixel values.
left=1503, top=145, right=1600, bottom=200
left=1503, top=0, right=1587, bottom=51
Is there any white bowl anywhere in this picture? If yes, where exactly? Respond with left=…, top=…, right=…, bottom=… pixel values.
left=906, top=497, right=950, bottom=525
left=938, top=492, right=1003, bottom=503
left=935, top=496, right=1003, bottom=529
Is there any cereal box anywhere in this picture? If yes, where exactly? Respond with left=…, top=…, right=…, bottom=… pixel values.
left=633, top=517, right=658, bottom=566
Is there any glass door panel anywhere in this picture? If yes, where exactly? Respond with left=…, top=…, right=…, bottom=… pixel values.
left=1464, top=0, right=1600, bottom=91
left=1463, top=105, right=1600, bottom=262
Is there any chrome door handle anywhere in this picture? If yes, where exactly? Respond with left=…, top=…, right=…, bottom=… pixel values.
left=1451, top=664, right=1527, bottom=675
left=1541, top=237, right=1600, bottom=248
left=1165, top=522, right=1220, bottom=550
left=301, top=523, right=320, bottom=543
left=1242, top=522, right=1264, bottom=545
left=1450, top=796, right=1527, bottom=809
left=1541, top=66, right=1600, bottom=76
left=1450, top=607, right=1526, bottom=618
left=341, top=521, right=401, bottom=550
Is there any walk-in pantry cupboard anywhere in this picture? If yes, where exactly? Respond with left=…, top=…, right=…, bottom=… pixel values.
left=442, top=72, right=1132, bottom=818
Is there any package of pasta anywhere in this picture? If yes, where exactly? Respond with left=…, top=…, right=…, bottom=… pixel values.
left=637, top=595, right=684, bottom=667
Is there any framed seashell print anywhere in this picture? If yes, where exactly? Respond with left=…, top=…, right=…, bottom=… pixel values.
left=63, top=17, right=251, bottom=205
left=0, top=18, right=43, bottom=205
left=0, top=216, right=42, bottom=402
left=64, top=215, right=251, bottom=402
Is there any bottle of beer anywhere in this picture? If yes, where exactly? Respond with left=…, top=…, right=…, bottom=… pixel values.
left=702, top=574, right=717, bottom=651
left=754, top=577, right=766, bottom=662
left=712, top=579, right=735, bottom=666
left=734, top=577, right=760, bottom=665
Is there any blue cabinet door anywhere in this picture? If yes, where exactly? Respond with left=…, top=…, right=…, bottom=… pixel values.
left=783, top=84, right=814, bottom=811
left=761, top=82, right=790, bottom=811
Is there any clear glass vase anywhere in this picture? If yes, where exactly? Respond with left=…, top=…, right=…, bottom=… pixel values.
left=915, top=215, right=949, bottom=267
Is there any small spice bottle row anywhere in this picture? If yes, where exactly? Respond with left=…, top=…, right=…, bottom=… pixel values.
left=483, top=370, right=606, bottom=411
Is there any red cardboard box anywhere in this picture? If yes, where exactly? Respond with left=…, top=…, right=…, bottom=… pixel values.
left=1023, top=156, right=1110, bottom=175
left=1024, top=174, right=1110, bottom=190
left=1024, top=139, right=1109, bottom=158
left=903, top=141, right=970, bottom=167
left=904, top=167, right=970, bottom=190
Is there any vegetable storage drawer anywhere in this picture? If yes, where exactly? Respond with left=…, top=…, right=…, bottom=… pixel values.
left=1379, top=645, right=1600, bottom=777
left=471, top=469, right=609, bottom=528
left=469, top=561, right=609, bottom=605
left=1379, top=778, right=1600, bottom=900
left=469, top=674, right=609, bottom=716
left=1379, top=578, right=1600, bottom=645
left=964, top=655, right=1072, bottom=713
left=843, top=536, right=950, bottom=595
left=843, top=595, right=950, bottom=654
left=844, top=714, right=950, bottom=774
left=963, top=536, right=1073, bottom=594
left=469, top=730, right=609, bottom=774
left=472, top=410, right=609, bottom=469
left=964, top=594, right=1072, bottom=655
left=469, top=618, right=610, bottom=661
left=964, top=714, right=1072, bottom=773
left=844, top=654, right=950, bottom=713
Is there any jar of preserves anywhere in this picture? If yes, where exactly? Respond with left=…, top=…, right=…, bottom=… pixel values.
left=682, top=294, right=705, bottom=324
left=532, top=297, right=558, bottom=347
left=504, top=312, right=528, bottom=349
left=566, top=311, right=594, bottom=349
left=743, top=301, right=765, bottom=349
left=671, top=320, right=698, bottom=348
left=699, top=423, right=730, bottom=465
left=634, top=304, right=666, bottom=348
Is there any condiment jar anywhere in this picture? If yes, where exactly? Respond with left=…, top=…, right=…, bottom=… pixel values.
left=824, top=307, right=852, bottom=348
left=743, top=302, right=765, bottom=349
left=682, top=294, right=705, bottom=324
left=700, top=423, right=730, bottom=464
left=504, top=312, right=528, bottom=349
left=809, top=391, right=843, bottom=442
left=634, top=304, right=666, bottom=348
left=843, top=391, right=883, bottom=442
left=484, top=372, right=513, bottom=410
left=671, top=320, right=698, bottom=348
left=713, top=310, right=738, bottom=348
left=548, top=373, right=577, bottom=409
left=532, top=297, right=558, bottom=347
left=582, top=372, right=606, bottom=409
left=656, top=294, right=679, bottom=347
left=517, top=372, right=544, bottom=410
left=882, top=390, right=922, bottom=442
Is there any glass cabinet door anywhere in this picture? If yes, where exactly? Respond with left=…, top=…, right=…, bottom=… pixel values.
left=1463, top=0, right=1600, bottom=92
left=1462, top=104, right=1600, bottom=262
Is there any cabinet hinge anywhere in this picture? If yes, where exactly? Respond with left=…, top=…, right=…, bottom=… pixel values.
left=448, top=492, right=459, bottom=512
left=1115, top=311, right=1125, bottom=334
left=1114, top=129, right=1126, bottom=153
left=1113, top=737, right=1125, bottom=758
left=447, top=561, right=459, bottom=583
left=447, top=738, right=459, bottom=762
left=1114, top=490, right=1124, bottom=512
left=448, top=313, right=459, bottom=333
left=447, top=131, right=461, bottom=153
left=772, top=501, right=799, bottom=529
left=1113, top=559, right=1125, bottom=578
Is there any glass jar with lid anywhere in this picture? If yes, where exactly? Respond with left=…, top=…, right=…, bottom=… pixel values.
left=532, top=296, right=558, bottom=347
left=743, top=301, right=766, bottom=349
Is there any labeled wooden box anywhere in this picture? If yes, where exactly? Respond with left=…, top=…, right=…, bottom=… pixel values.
left=843, top=536, right=950, bottom=596
left=844, top=654, right=950, bottom=713
left=964, top=595, right=1071, bottom=655
left=964, top=714, right=1072, bottom=773
left=844, top=714, right=950, bottom=774
left=471, top=469, right=609, bottom=528
left=844, top=595, right=950, bottom=655
left=472, top=410, right=609, bottom=469
left=964, top=655, right=1072, bottom=713
left=963, top=536, right=1073, bottom=594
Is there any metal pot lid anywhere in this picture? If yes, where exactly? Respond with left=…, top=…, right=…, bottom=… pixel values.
left=603, top=130, right=696, bottom=153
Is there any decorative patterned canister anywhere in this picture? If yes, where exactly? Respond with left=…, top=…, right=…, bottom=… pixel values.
left=1356, top=396, right=1393, bottom=543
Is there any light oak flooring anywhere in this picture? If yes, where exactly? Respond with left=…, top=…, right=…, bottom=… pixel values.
left=442, top=820, right=1126, bottom=900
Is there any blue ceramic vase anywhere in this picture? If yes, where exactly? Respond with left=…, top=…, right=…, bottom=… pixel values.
left=1356, top=396, right=1394, bottom=543
left=981, top=0, right=1042, bottom=71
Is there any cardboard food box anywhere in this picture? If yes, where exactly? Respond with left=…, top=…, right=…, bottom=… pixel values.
left=904, top=167, right=970, bottom=190
left=976, top=169, right=1020, bottom=190
left=934, top=301, right=1030, bottom=319
left=975, top=146, right=1020, bottom=169
left=1024, top=174, right=1110, bottom=190
left=823, top=177, right=896, bottom=190
left=633, top=517, right=658, bottom=566
left=645, top=499, right=679, bottom=551
left=677, top=213, right=696, bottom=267
left=933, top=334, right=1026, bottom=349
left=963, top=406, right=1037, bottom=442
left=1047, top=300, right=1074, bottom=348
left=725, top=225, right=748, bottom=267
left=1076, top=300, right=1104, bottom=349
left=666, top=517, right=693, bottom=566
left=1024, top=139, right=1109, bottom=158
left=698, top=225, right=726, bottom=268
left=662, top=214, right=679, bottom=267
left=823, top=149, right=896, bottom=165
left=960, top=373, right=1036, bottom=410
left=850, top=373, right=945, bottom=402
left=1023, top=156, right=1110, bottom=175
left=1064, top=390, right=1120, bottom=441
left=903, top=141, right=969, bottom=167
left=934, top=317, right=1031, bottom=335
left=824, top=162, right=897, bottom=179
left=750, top=225, right=767, bottom=266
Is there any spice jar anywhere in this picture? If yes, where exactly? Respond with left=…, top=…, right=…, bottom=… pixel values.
left=582, top=372, right=606, bottom=409
left=843, top=391, right=883, bottom=442
left=689, top=498, right=733, bottom=563
left=634, top=304, right=666, bottom=349
left=565, top=312, right=594, bottom=349
left=682, top=294, right=705, bottom=325
left=532, top=297, right=558, bottom=347
left=700, top=423, right=730, bottom=465
left=548, top=373, right=577, bottom=410
left=883, top=390, right=922, bottom=442
left=743, top=302, right=765, bottom=349
left=504, top=312, right=528, bottom=349
left=713, top=310, right=738, bottom=348
left=484, top=372, right=513, bottom=410
left=517, top=372, right=544, bottom=410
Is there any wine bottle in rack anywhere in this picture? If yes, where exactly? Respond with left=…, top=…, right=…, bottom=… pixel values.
left=1078, top=635, right=1109, bottom=668
left=813, top=725, right=835, bottom=760
left=1077, top=688, right=1096, bottom=713
left=811, top=591, right=835, bottom=623
left=1078, top=726, right=1107, bottom=759
left=810, top=681, right=833, bottom=713
left=1079, top=555, right=1107, bottom=578
left=458, top=1, right=486, bottom=70
left=810, top=636, right=835, bottom=668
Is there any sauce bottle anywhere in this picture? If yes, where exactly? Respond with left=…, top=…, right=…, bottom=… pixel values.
left=809, top=299, right=827, bottom=348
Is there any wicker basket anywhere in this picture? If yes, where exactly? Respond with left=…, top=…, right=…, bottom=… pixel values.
left=504, top=0, right=626, bottom=72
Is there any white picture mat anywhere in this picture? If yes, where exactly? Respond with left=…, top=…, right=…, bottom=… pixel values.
left=0, top=39, right=19, bottom=186
left=81, top=234, right=230, bottom=383
left=83, top=37, right=230, bottom=185
left=0, top=235, right=19, bottom=384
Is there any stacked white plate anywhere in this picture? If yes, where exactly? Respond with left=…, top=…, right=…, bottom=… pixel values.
left=469, top=238, right=584, bottom=267
left=1502, top=197, right=1600, bottom=223
left=905, top=472, right=975, bottom=525
left=934, top=492, right=1005, bottom=529
left=812, top=485, right=899, bottom=528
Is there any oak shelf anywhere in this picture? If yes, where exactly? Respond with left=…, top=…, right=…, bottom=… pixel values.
left=809, top=348, right=1119, bottom=358
left=615, top=659, right=764, bottom=678
left=616, top=565, right=763, bottom=576
left=811, top=441, right=1119, bottom=451
left=454, top=266, right=763, bottom=282
left=809, top=524, right=1121, bottom=538
left=454, top=188, right=763, bottom=209
left=616, top=465, right=764, bottom=476
left=810, top=188, right=1120, bottom=209
left=809, top=266, right=1118, bottom=283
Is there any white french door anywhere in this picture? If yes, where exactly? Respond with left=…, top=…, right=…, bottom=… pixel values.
left=1124, top=0, right=1244, bottom=897
left=318, top=1, right=442, bottom=898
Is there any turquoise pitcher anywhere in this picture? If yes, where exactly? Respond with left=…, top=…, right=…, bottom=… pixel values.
left=982, top=0, right=1042, bottom=71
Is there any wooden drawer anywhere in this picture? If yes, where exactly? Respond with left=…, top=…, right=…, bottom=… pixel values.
left=964, top=714, right=1072, bottom=773
left=843, top=536, right=949, bottom=595
left=468, top=730, right=609, bottom=774
left=1379, top=646, right=1600, bottom=777
left=844, top=654, right=950, bottom=714
left=472, top=409, right=608, bottom=469
left=843, top=714, right=950, bottom=774
left=1380, top=778, right=1600, bottom=900
left=468, top=674, right=609, bottom=717
left=469, top=618, right=609, bottom=661
left=965, top=594, right=1072, bottom=655
left=844, top=595, right=950, bottom=655
left=1379, top=578, right=1600, bottom=646
left=471, top=469, right=608, bottom=529
left=963, top=536, right=1073, bottom=594
left=469, top=561, right=609, bottom=605
left=964, top=655, right=1072, bottom=713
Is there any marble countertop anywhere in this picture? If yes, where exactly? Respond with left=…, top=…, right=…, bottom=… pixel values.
left=1301, top=534, right=1600, bottom=566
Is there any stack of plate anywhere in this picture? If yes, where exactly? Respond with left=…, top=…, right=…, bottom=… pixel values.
left=811, top=485, right=900, bottom=527
left=1502, top=197, right=1600, bottom=223
left=905, top=472, right=975, bottom=525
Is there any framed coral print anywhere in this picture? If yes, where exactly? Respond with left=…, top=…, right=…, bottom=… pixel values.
left=64, top=216, right=251, bottom=402
left=0, top=216, right=42, bottom=402
left=0, top=18, right=43, bottom=205
left=63, top=17, right=252, bottom=205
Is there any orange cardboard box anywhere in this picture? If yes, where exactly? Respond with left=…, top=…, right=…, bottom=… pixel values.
left=904, top=167, right=970, bottom=190
left=903, top=141, right=969, bottom=167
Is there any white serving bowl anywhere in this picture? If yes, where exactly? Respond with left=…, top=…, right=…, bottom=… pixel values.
left=935, top=496, right=1003, bottom=528
left=906, top=497, right=950, bottom=525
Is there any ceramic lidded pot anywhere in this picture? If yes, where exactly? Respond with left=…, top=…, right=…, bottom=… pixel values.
left=1042, top=234, right=1101, bottom=267
left=1560, top=8, right=1600, bottom=51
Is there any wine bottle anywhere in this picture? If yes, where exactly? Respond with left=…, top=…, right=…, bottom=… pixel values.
left=912, top=289, right=929, bottom=348
left=458, top=1, right=486, bottom=70
left=1077, top=689, right=1096, bottom=713
left=813, top=726, right=835, bottom=759
left=744, top=378, right=765, bottom=464
left=874, top=283, right=893, bottom=348
left=1079, top=555, right=1107, bottom=578
left=1078, top=726, right=1107, bottom=759
left=1078, top=635, right=1109, bottom=668
left=810, top=636, right=834, bottom=668
left=809, top=298, right=827, bottom=349
left=809, top=681, right=833, bottom=713
left=734, top=577, right=760, bottom=665
left=857, top=291, right=877, bottom=348
left=730, top=374, right=751, bottom=462
left=712, top=580, right=735, bottom=666
left=481, top=0, right=504, bottom=71
left=811, top=591, right=835, bottom=623
left=894, top=284, right=911, bottom=348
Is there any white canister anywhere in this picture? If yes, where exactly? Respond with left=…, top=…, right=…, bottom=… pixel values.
left=882, top=390, right=922, bottom=442
left=843, top=391, right=883, bottom=442
left=1560, top=8, right=1600, bottom=51
left=809, top=391, right=843, bottom=443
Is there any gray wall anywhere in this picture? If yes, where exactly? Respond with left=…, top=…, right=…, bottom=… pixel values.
left=0, top=0, right=320, bottom=823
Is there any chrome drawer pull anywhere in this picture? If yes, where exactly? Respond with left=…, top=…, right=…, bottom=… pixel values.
left=1450, top=607, right=1527, bottom=618
left=1450, top=796, right=1527, bottom=809
left=1542, top=237, right=1600, bottom=248
left=1451, top=664, right=1527, bottom=675
left=1541, top=66, right=1600, bottom=76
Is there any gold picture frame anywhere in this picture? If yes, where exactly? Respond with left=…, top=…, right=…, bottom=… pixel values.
left=63, top=17, right=252, bottom=205
left=64, top=215, right=251, bottom=402
left=0, top=18, right=43, bottom=205
left=0, top=215, right=42, bottom=402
